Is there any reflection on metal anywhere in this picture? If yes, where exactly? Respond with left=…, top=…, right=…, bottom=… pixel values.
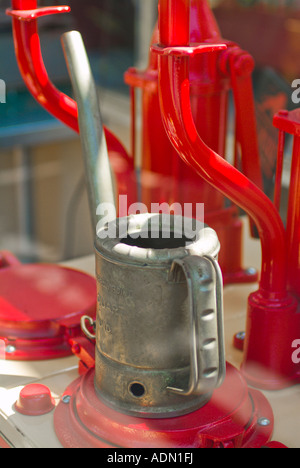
left=61, top=31, right=116, bottom=231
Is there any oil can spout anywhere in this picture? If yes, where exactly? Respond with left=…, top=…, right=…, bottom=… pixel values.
left=61, top=31, right=116, bottom=232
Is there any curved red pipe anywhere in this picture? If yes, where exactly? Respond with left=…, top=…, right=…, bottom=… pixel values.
left=8, top=0, right=137, bottom=214
left=157, top=53, right=287, bottom=298
left=8, top=0, right=131, bottom=159
left=10, top=0, right=79, bottom=131
left=156, top=0, right=287, bottom=299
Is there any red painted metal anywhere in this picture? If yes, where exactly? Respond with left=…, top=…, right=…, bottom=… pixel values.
left=7, top=0, right=137, bottom=212
left=69, top=335, right=95, bottom=375
left=239, top=110, right=300, bottom=390
left=273, top=109, right=300, bottom=299
left=124, top=0, right=262, bottom=285
left=238, top=109, right=300, bottom=390
left=7, top=5, right=70, bottom=20
left=152, top=0, right=300, bottom=391
left=54, top=364, right=276, bottom=448
left=274, top=127, right=286, bottom=212
left=8, top=1, right=78, bottom=131
left=15, top=384, right=55, bottom=416
left=154, top=45, right=287, bottom=297
left=0, top=252, right=97, bottom=360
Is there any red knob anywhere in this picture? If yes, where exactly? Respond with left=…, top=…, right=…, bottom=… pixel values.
left=15, top=384, right=55, bottom=416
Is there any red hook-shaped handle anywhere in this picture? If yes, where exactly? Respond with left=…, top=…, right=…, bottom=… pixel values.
left=7, top=0, right=137, bottom=211
left=8, top=0, right=79, bottom=132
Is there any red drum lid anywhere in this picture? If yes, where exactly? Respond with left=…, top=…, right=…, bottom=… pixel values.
left=0, top=263, right=96, bottom=360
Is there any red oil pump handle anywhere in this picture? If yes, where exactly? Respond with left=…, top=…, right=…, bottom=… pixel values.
left=7, top=1, right=79, bottom=131
left=155, top=0, right=287, bottom=299
left=7, top=0, right=130, bottom=158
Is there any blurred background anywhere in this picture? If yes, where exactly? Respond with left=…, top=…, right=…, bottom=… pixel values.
left=0, top=0, right=298, bottom=264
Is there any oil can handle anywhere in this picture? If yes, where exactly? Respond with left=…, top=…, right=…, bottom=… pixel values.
left=168, top=255, right=226, bottom=396
left=80, top=315, right=96, bottom=341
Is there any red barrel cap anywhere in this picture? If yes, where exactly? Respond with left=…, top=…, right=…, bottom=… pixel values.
left=15, top=384, right=55, bottom=416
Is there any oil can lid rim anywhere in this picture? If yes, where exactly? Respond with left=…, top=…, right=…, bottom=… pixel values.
left=95, top=214, right=220, bottom=265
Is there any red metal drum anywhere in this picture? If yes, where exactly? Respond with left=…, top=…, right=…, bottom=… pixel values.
left=0, top=252, right=97, bottom=360
left=53, top=363, right=275, bottom=449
